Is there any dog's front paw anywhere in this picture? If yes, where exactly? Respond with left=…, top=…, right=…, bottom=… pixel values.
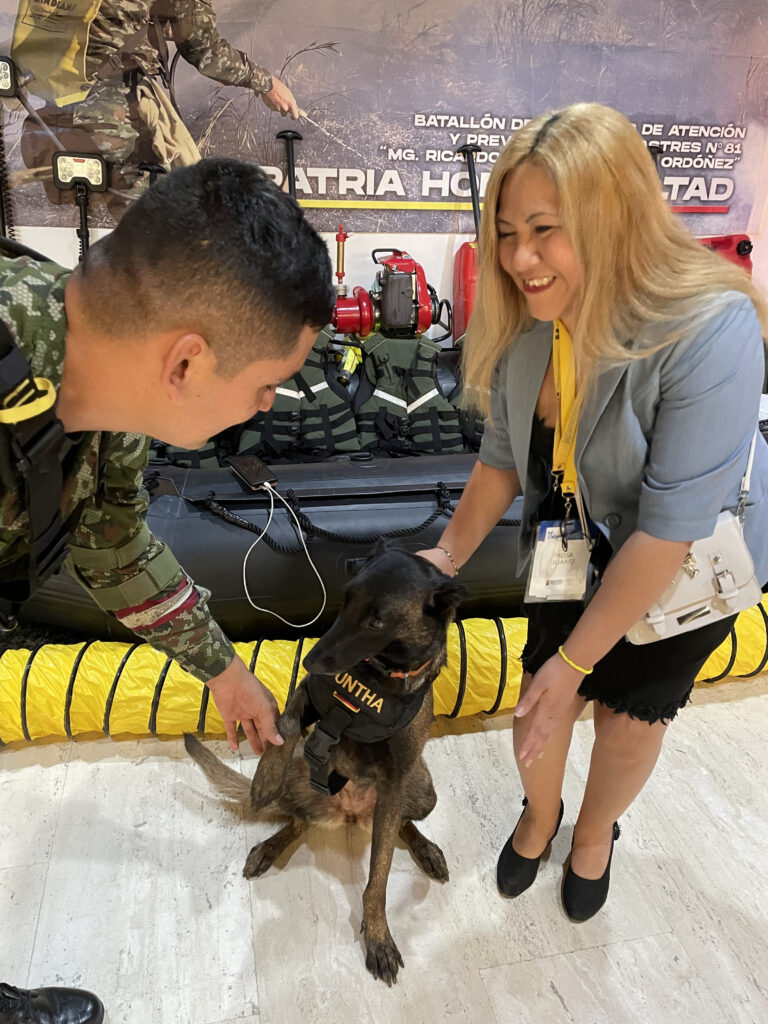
left=243, top=838, right=281, bottom=878
left=362, top=922, right=404, bottom=986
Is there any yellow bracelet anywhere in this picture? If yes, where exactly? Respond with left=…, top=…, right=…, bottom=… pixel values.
left=558, top=645, right=593, bottom=675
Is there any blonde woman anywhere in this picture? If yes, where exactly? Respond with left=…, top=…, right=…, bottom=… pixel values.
left=420, top=102, right=768, bottom=920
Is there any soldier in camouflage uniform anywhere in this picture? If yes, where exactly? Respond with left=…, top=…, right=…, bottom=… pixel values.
left=0, top=158, right=333, bottom=1024
left=16, top=0, right=299, bottom=213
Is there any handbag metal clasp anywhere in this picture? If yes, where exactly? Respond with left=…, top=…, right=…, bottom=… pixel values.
left=713, top=557, right=738, bottom=601
left=681, top=553, right=699, bottom=579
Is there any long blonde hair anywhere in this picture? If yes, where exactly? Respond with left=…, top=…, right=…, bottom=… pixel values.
left=462, top=101, right=768, bottom=416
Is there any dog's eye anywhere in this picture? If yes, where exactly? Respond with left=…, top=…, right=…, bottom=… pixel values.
left=368, top=617, right=385, bottom=630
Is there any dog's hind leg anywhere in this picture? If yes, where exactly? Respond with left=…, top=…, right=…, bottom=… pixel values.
left=399, top=758, right=448, bottom=882
left=250, top=683, right=309, bottom=813
left=243, top=818, right=306, bottom=879
left=399, top=821, right=449, bottom=882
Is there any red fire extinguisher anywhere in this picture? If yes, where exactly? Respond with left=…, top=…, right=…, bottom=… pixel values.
left=452, top=143, right=482, bottom=341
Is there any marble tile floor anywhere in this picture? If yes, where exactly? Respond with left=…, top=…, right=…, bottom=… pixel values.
left=1, top=680, right=767, bottom=1024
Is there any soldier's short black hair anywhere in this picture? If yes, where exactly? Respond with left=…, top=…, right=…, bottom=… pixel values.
left=79, top=158, right=335, bottom=370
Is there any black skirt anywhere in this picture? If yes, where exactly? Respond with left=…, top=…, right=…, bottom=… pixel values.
left=521, top=415, right=736, bottom=724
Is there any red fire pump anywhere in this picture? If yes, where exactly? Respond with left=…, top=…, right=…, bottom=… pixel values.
left=331, top=225, right=452, bottom=341
left=698, top=234, right=753, bottom=275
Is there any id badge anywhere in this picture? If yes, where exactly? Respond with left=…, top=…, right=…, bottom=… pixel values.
left=525, top=519, right=592, bottom=603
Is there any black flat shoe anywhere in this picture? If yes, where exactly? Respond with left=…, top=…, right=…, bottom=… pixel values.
left=562, top=821, right=621, bottom=922
left=497, top=797, right=565, bottom=898
left=0, top=982, right=104, bottom=1024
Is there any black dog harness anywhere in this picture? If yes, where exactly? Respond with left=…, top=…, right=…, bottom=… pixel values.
left=301, top=658, right=434, bottom=796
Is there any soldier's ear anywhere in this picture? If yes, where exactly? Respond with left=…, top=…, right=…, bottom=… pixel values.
left=163, top=333, right=214, bottom=398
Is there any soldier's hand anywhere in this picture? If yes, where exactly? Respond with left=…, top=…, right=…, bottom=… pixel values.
left=262, top=76, right=300, bottom=119
left=206, top=655, right=284, bottom=755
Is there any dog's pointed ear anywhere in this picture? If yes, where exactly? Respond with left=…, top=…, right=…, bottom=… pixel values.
left=426, top=577, right=467, bottom=618
left=346, top=538, right=393, bottom=578
left=372, top=537, right=393, bottom=558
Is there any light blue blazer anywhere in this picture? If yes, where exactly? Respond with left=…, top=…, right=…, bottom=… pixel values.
left=479, top=291, right=768, bottom=585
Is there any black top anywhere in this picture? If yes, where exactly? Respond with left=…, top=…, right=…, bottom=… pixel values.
left=527, top=413, right=611, bottom=573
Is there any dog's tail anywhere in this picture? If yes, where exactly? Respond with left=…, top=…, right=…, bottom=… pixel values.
left=183, top=733, right=251, bottom=802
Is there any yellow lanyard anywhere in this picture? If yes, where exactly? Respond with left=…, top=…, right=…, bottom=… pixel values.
left=551, top=319, right=581, bottom=497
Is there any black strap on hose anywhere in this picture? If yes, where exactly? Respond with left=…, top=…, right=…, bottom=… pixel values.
left=104, top=643, right=142, bottom=736
left=484, top=617, right=509, bottom=715
left=18, top=644, right=42, bottom=742
left=0, top=320, right=68, bottom=631
left=447, top=618, right=468, bottom=718
left=698, top=624, right=739, bottom=684
left=739, top=602, right=768, bottom=677
left=64, top=639, right=96, bottom=738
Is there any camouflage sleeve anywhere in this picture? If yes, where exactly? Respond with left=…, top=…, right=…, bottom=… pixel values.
left=67, top=431, right=236, bottom=682
left=168, top=0, right=273, bottom=93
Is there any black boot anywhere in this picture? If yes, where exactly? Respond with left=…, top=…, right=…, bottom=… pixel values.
left=562, top=821, right=621, bottom=922
left=497, top=797, right=565, bottom=898
left=0, top=983, right=104, bottom=1024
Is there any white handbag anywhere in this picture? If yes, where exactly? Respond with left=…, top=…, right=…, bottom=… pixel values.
left=626, top=432, right=763, bottom=645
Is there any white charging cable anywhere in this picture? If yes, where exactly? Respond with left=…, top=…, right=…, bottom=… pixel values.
left=241, top=481, right=328, bottom=628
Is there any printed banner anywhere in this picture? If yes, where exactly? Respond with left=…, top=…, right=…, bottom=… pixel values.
left=0, top=0, right=765, bottom=232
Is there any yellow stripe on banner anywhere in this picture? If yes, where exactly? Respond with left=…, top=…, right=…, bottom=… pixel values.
left=297, top=200, right=486, bottom=211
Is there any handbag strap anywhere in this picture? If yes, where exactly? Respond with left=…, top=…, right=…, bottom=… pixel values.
left=737, top=429, right=759, bottom=519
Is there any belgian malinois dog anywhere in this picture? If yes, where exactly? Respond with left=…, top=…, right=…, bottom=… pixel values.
left=185, top=542, right=465, bottom=985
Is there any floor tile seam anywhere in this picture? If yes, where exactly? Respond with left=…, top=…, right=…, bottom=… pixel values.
left=25, top=757, right=70, bottom=987
left=244, top=836, right=267, bottom=1024
left=475, top=923, right=675, bottom=974
left=0, top=857, right=55, bottom=871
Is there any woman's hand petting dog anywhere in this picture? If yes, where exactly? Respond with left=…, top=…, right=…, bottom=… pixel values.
left=415, top=547, right=458, bottom=577
left=514, top=654, right=584, bottom=766
left=206, top=655, right=284, bottom=754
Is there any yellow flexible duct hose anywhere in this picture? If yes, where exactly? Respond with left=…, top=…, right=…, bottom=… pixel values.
left=1, top=604, right=767, bottom=745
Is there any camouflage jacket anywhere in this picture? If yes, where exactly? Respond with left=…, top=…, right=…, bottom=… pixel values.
left=87, top=0, right=273, bottom=93
left=0, top=256, right=236, bottom=682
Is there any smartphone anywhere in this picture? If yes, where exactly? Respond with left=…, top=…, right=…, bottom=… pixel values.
left=227, top=454, right=278, bottom=491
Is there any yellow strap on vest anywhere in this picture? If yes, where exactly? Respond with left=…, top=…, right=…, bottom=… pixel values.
left=551, top=319, right=582, bottom=497
left=0, top=377, right=57, bottom=423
